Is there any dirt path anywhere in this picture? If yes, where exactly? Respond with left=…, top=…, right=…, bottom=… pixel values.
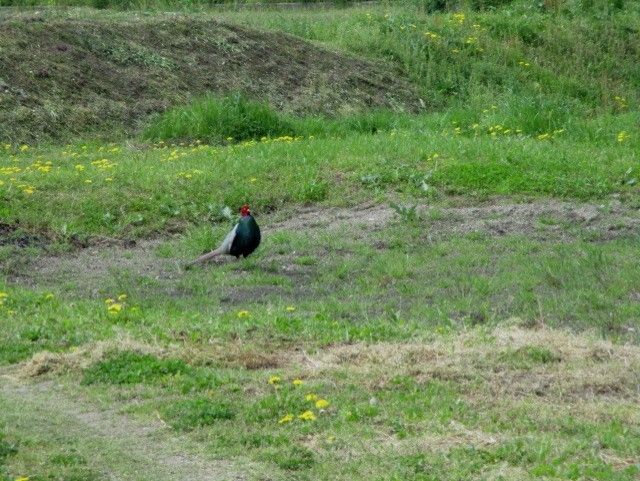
left=0, top=372, right=274, bottom=481
left=4, top=199, right=640, bottom=292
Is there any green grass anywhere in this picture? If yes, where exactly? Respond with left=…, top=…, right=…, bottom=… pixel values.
left=221, top=0, right=640, bottom=113
left=1, top=108, right=638, bottom=241
left=1, top=2, right=640, bottom=480
left=143, top=93, right=296, bottom=144
left=82, top=351, right=192, bottom=385
left=161, top=398, right=236, bottom=430
left=143, top=93, right=406, bottom=144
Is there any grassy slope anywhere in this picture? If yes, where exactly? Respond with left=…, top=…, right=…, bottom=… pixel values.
left=1, top=2, right=640, bottom=480
left=0, top=116, right=638, bottom=240
left=220, top=1, right=640, bottom=112
left=0, top=12, right=417, bottom=144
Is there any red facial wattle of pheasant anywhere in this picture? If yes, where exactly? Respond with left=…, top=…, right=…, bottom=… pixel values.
left=187, top=204, right=261, bottom=266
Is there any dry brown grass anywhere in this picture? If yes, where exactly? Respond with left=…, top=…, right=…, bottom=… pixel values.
left=16, top=333, right=167, bottom=378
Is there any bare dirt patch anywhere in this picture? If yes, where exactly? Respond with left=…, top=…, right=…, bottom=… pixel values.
left=272, top=197, right=640, bottom=242
left=0, top=221, right=47, bottom=248
left=5, top=198, right=640, bottom=293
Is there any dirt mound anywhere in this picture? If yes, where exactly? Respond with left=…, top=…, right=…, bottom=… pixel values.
left=0, top=12, right=420, bottom=143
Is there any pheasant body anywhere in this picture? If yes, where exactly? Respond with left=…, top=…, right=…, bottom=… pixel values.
left=228, top=214, right=261, bottom=258
left=187, top=204, right=261, bottom=266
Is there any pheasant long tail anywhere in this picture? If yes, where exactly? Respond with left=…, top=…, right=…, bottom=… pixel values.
left=185, top=248, right=223, bottom=268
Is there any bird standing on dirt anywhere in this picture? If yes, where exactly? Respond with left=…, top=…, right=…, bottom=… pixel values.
left=187, top=204, right=261, bottom=266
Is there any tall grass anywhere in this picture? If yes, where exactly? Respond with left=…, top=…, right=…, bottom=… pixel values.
left=143, top=94, right=409, bottom=143
left=143, top=94, right=296, bottom=144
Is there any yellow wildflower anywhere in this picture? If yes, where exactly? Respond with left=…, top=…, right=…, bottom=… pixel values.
left=292, top=379, right=304, bottom=386
left=105, top=298, right=115, bottom=304
left=298, top=410, right=317, bottom=421
left=118, top=293, right=127, bottom=301
left=22, top=187, right=35, bottom=195
left=305, top=393, right=318, bottom=402
left=237, top=310, right=250, bottom=318
left=75, top=164, right=85, bottom=171
left=315, top=399, right=330, bottom=409
left=286, top=306, right=296, bottom=312
left=278, top=413, right=294, bottom=424
left=19, top=145, right=29, bottom=152
left=452, top=12, right=465, bottom=24
left=107, top=303, right=123, bottom=314
left=617, top=131, right=629, bottom=142
left=268, top=375, right=281, bottom=385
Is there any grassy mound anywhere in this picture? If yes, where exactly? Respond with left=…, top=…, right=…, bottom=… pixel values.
left=0, top=14, right=418, bottom=144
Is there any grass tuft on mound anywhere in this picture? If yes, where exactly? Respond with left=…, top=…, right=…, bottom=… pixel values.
left=143, top=93, right=410, bottom=143
left=143, top=94, right=296, bottom=145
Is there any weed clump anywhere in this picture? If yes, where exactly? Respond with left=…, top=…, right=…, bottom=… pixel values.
left=82, top=351, right=191, bottom=385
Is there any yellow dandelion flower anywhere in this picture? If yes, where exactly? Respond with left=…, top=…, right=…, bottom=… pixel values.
left=305, top=393, right=318, bottom=402
left=292, top=379, right=304, bottom=386
left=107, top=303, right=123, bottom=314
left=118, top=293, right=127, bottom=301
left=19, top=145, right=29, bottom=152
left=452, top=12, right=465, bottom=24
left=315, top=399, right=330, bottom=409
left=298, top=410, right=317, bottom=421
left=237, top=310, right=250, bottom=318
left=268, top=375, right=281, bottom=385
left=617, top=131, right=629, bottom=142
left=278, top=413, right=294, bottom=424
left=286, top=306, right=296, bottom=312
left=105, top=298, right=115, bottom=304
